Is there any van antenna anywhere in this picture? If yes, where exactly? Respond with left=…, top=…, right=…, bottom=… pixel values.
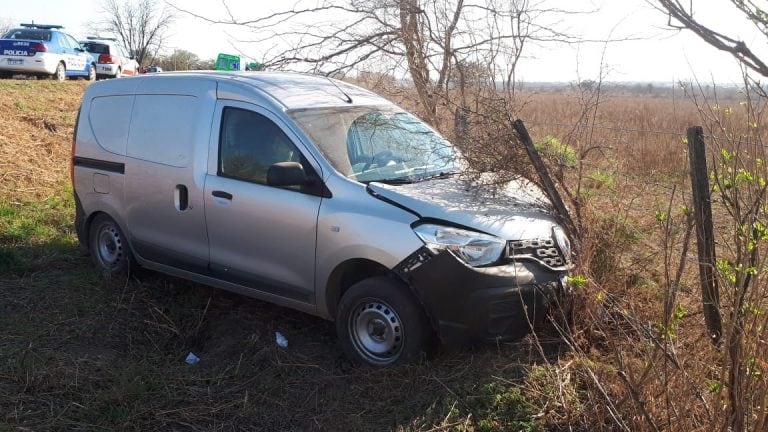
left=325, top=75, right=353, bottom=104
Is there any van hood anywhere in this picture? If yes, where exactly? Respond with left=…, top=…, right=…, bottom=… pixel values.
left=367, top=175, right=560, bottom=240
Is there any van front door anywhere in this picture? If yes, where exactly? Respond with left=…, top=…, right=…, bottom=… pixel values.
left=204, top=102, right=323, bottom=305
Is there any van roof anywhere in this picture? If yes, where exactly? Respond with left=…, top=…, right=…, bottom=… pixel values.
left=135, top=71, right=392, bottom=110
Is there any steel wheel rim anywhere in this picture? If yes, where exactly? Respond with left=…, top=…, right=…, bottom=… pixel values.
left=96, top=223, right=123, bottom=268
left=348, top=299, right=404, bottom=365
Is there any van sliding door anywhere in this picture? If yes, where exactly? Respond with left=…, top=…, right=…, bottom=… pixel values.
left=123, top=80, right=217, bottom=273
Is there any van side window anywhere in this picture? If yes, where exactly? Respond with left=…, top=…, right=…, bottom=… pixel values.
left=219, top=107, right=302, bottom=184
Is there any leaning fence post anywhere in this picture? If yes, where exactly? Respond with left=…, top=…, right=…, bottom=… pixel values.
left=687, top=126, right=723, bottom=346
left=514, top=119, right=578, bottom=255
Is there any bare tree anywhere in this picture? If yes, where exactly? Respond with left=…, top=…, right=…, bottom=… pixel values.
left=170, top=0, right=579, bottom=126
left=94, top=0, right=175, bottom=66
left=157, top=49, right=200, bottom=71
left=654, top=0, right=768, bottom=77
left=0, top=18, right=13, bottom=36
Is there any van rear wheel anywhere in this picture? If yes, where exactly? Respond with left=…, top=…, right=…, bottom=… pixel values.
left=336, top=276, right=433, bottom=366
left=88, top=214, right=133, bottom=277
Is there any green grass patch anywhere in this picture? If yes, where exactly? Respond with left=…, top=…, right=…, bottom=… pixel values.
left=0, top=188, right=77, bottom=274
left=535, top=135, right=578, bottom=168
left=585, top=169, right=617, bottom=190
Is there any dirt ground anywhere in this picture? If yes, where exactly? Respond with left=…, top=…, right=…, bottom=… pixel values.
left=1, top=253, right=568, bottom=431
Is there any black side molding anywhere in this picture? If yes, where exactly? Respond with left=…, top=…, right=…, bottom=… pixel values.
left=73, top=156, right=125, bottom=174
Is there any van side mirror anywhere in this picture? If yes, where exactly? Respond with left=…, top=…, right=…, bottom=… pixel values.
left=267, top=162, right=308, bottom=187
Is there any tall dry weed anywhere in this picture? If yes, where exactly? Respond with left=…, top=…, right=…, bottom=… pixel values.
left=0, top=81, right=86, bottom=203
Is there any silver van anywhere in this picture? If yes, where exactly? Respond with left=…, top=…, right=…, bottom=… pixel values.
left=72, top=72, right=571, bottom=365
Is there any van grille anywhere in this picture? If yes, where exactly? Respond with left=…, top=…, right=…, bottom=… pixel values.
left=507, top=239, right=567, bottom=268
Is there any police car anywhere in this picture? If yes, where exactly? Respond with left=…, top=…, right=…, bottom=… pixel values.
left=80, top=37, right=139, bottom=79
left=0, top=23, right=96, bottom=81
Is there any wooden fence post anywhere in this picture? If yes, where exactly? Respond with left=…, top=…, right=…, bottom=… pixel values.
left=687, top=126, right=723, bottom=346
left=514, top=119, right=579, bottom=255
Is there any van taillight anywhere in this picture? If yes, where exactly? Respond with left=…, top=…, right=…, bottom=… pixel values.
left=98, top=54, right=117, bottom=64
left=30, top=43, right=46, bottom=54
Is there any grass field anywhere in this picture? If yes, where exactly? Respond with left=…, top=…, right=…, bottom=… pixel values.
left=1, top=77, right=763, bottom=431
left=0, top=80, right=573, bottom=431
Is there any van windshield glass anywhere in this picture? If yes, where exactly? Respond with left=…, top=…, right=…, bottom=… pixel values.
left=290, top=106, right=457, bottom=183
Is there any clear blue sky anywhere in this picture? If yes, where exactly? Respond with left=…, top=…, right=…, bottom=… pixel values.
left=1, top=0, right=760, bottom=83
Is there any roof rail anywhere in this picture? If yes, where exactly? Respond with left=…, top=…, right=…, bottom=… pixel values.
left=20, top=23, right=64, bottom=29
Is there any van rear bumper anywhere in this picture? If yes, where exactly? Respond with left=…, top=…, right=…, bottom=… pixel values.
left=395, top=249, right=568, bottom=345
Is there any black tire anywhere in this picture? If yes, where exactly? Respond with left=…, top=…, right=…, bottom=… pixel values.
left=51, top=62, right=65, bottom=81
left=87, top=63, right=96, bottom=81
left=88, top=214, right=133, bottom=278
left=336, top=276, right=433, bottom=366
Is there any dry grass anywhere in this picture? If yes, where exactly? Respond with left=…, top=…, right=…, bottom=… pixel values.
left=366, top=75, right=768, bottom=430
left=0, top=80, right=86, bottom=202
left=0, top=79, right=567, bottom=431
left=2, top=76, right=764, bottom=430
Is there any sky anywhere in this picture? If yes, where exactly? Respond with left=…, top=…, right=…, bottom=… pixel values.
left=1, top=0, right=763, bottom=84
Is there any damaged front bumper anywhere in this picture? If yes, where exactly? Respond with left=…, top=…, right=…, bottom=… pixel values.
left=394, top=247, right=568, bottom=345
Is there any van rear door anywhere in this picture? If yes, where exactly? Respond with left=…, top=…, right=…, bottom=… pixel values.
left=204, top=101, right=323, bottom=304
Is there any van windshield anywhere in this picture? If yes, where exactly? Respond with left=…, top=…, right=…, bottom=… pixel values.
left=290, top=106, right=457, bottom=183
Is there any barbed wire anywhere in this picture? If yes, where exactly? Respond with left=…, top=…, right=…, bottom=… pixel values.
left=520, top=120, right=768, bottom=149
left=523, top=121, right=687, bottom=138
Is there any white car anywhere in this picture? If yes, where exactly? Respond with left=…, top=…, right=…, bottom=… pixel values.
left=80, top=37, right=138, bottom=79
left=0, top=23, right=95, bottom=81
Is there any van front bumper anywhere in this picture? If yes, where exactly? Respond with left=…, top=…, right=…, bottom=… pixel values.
left=394, top=248, right=568, bottom=345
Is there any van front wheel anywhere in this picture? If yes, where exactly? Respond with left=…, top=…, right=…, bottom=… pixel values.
left=88, top=214, right=133, bottom=278
left=336, top=276, right=433, bottom=366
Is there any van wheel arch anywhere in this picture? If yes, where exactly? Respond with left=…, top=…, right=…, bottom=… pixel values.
left=83, top=211, right=133, bottom=256
left=82, top=210, right=106, bottom=247
left=325, top=259, right=394, bottom=318
left=87, top=213, right=135, bottom=277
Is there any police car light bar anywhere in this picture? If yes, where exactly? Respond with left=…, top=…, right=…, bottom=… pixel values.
left=20, top=23, right=64, bottom=29
left=86, top=36, right=118, bottom=41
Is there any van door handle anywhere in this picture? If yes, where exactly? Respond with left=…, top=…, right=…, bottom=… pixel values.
left=212, top=190, right=233, bottom=200
left=175, top=184, right=188, bottom=211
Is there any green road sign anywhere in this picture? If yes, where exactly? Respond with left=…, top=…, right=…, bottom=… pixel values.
left=215, top=53, right=240, bottom=71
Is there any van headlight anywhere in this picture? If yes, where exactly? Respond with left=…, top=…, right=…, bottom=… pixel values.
left=552, top=226, right=571, bottom=262
left=414, top=224, right=506, bottom=267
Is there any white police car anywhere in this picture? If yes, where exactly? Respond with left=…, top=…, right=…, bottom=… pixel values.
left=80, top=37, right=139, bottom=79
left=0, top=23, right=96, bottom=81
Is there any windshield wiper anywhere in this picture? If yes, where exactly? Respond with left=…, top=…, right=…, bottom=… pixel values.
left=417, top=171, right=459, bottom=181
left=370, top=177, right=415, bottom=185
